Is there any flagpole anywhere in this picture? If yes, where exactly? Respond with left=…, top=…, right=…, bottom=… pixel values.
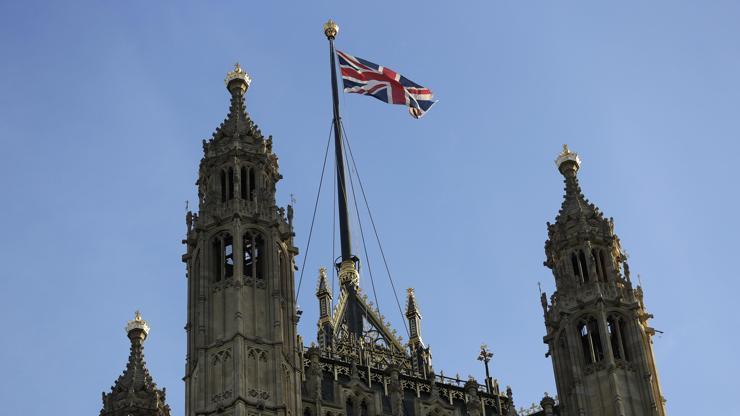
left=324, top=19, right=363, bottom=340
left=324, top=19, right=353, bottom=264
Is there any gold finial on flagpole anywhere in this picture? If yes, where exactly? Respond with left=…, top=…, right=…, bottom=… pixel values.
left=324, top=19, right=339, bottom=40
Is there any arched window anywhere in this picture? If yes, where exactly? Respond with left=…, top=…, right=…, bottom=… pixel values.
left=571, top=250, right=591, bottom=283
left=243, top=232, right=265, bottom=279
left=249, top=168, right=256, bottom=200
left=220, top=170, right=227, bottom=202
left=578, top=316, right=604, bottom=364
left=360, top=401, right=368, bottom=416
left=607, top=315, right=630, bottom=361
left=599, top=250, right=608, bottom=281
left=212, top=233, right=233, bottom=282
left=228, top=168, right=235, bottom=200
left=592, top=249, right=605, bottom=281
left=304, top=409, right=311, bottom=416
left=578, top=250, right=590, bottom=282
left=571, top=252, right=581, bottom=282
left=240, top=167, right=248, bottom=199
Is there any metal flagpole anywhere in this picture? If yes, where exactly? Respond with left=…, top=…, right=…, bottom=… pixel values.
left=324, top=19, right=353, bottom=264
left=324, top=19, right=363, bottom=338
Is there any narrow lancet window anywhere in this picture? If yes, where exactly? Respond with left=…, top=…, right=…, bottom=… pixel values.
left=578, top=250, right=590, bottom=282
left=240, top=167, right=248, bottom=199
left=220, top=170, right=227, bottom=202
left=249, top=168, right=256, bottom=200
left=212, top=233, right=233, bottom=282
left=243, top=232, right=265, bottom=280
left=578, top=317, right=603, bottom=364
left=571, top=253, right=581, bottom=282
left=608, top=315, right=630, bottom=361
left=599, top=250, right=608, bottom=281
left=592, top=249, right=606, bottom=281
left=228, top=168, right=235, bottom=200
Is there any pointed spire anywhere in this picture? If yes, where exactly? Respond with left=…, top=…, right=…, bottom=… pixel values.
left=316, top=267, right=331, bottom=297
left=405, top=287, right=420, bottom=318
left=211, top=63, right=262, bottom=142
left=100, top=312, right=171, bottom=416
left=545, top=145, right=614, bottom=260
left=316, top=267, right=334, bottom=335
left=406, top=288, right=426, bottom=352
left=553, top=144, right=605, bottom=226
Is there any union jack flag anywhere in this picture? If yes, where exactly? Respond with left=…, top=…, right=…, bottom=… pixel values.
left=337, top=50, right=437, bottom=119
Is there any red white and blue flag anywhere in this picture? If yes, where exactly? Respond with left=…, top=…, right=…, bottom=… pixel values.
left=337, top=50, right=437, bottom=119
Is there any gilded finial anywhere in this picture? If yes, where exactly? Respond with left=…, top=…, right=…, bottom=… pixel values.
left=126, top=310, right=150, bottom=336
left=555, top=143, right=581, bottom=170
left=225, top=62, right=252, bottom=88
left=324, top=19, right=339, bottom=39
left=407, top=287, right=414, bottom=295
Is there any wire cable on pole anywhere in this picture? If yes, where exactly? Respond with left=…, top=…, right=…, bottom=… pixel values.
left=340, top=121, right=410, bottom=338
left=331, top=150, right=337, bottom=310
left=342, top=132, right=381, bottom=316
left=296, top=123, right=334, bottom=298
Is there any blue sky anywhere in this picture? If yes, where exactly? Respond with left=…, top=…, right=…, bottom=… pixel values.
left=1, top=1, right=738, bottom=415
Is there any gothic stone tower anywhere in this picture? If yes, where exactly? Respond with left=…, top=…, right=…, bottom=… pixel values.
left=181, top=65, right=301, bottom=416
left=541, top=146, right=665, bottom=416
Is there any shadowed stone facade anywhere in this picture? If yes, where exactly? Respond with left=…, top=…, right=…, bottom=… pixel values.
left=100, top=68, right=666, bottom=416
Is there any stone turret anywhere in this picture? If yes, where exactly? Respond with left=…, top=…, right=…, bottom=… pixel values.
left=100, top=312, right=171, bottom=416
left=542, top=145, right=666, bottom=416
left=182, top=64, right=300, bottom=416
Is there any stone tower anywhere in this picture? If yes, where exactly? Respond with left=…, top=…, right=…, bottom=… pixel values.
left=181, top=64, right=301, bottom=416
left=100, top=312, right=172, bottom=416
left=541, top=146, right=666, bottom=416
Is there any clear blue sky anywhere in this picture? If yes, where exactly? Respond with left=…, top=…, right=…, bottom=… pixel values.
left=1, top=1, right=737, bottom=415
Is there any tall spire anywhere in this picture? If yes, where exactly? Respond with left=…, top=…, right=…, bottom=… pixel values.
left=100, top=312, right=171, bottom=416
left=545, top=145, right=614, bottom=272
left=316, top=267, right=333, bottom=324
left=405, top=288, right=422, bottom=345
left=553, top=144, right=607, bottom=229
left=316, top=267, right=334, bottom=347
left=211, top=63, right=261, bottom=141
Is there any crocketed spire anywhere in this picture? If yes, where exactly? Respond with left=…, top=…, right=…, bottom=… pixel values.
left=405, top=287, right=420, bottom=319
left=544, top=145, right=615, bottom=268
left=100, top=312, right=171, bottom=416
left=316, top=267, right=331, bottom=298
left=211, top=63, right=263, bottom=142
